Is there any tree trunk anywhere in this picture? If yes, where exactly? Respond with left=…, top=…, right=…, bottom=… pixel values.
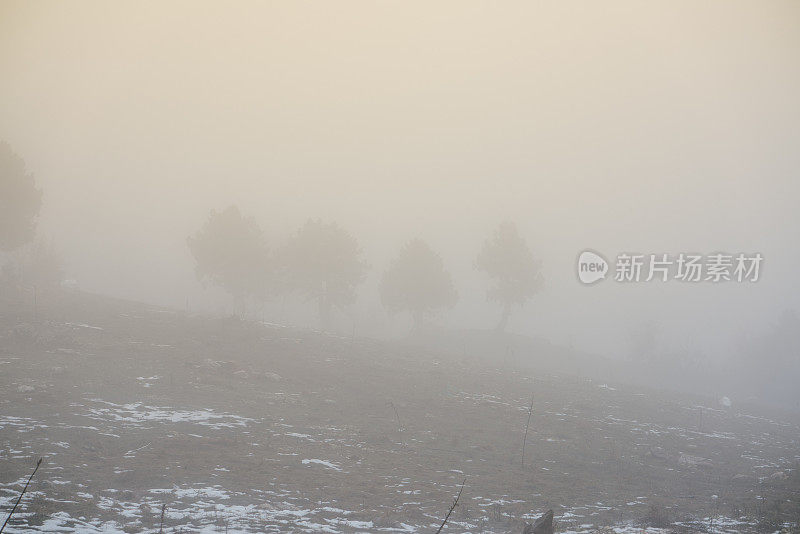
left=412, top=309, right=424, bottom=332
left=495, top=305, right=511, bottom=332
left=318, top=295, right=332, bottom=330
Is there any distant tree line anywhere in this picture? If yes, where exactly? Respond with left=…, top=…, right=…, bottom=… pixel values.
left=187, top=205, right=544, bottom=332
left=1, top=138, right=544, bottom=331
left=0, top=141, right=62, bottom=294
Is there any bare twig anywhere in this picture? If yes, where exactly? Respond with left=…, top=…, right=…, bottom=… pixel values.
left=435, top=477, right=466, bottom=534
left=389, top=401, right=406, bottom=447
left=1, top=458, right=43, bottom=534
left=159, top=502, right=167, bottom=533
left=522, top=393, right=533, bottom=467
left=124, top=441, right=151, bottom=458
left=389, top=401, right=403, bottom=432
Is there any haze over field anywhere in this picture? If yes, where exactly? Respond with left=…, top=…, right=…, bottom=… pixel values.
left=1, top=1, right=800, bottom=394
left=2, top=3, right=800, bottom=533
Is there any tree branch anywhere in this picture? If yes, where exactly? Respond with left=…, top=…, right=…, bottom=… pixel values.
left=1, top=458, right=43, bottom=534
left=435, top=477, right=466, bottom=534
left=522, top=394, right=534, bottom=467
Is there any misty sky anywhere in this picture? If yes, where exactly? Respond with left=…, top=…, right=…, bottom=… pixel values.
left=1, top=1, right=799, bottom=359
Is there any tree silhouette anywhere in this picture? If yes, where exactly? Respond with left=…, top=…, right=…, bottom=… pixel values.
left=380, top=239, right=458, bottom=330
left=20, top=237, right=62, bottom=291
left=0, top=142, right=42, bottom=252
left=281, top=219, right=367, bottom=327
left=187, top=206, right=270, bottom=313
left=476, top=222, right=542, bottom=332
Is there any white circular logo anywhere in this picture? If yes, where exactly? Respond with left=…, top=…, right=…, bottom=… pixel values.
left=577, top=250, right=608, bottom=284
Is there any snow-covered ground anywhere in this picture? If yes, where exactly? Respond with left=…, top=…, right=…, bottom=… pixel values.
left=2, top=308, right=799, bottom=532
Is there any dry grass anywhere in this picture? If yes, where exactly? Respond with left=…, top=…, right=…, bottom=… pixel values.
left=1, top=291, right=799, bottom=532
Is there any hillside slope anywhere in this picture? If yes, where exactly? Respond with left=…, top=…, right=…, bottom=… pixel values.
left=1, top=291, right=799, bottom=533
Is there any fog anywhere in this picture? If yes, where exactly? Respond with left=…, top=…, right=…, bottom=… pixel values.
left=2, top=3, right=800, bottom=532
left=3, top=1, right=800, bottom=375
left=4, top=1, right=800, bottom=382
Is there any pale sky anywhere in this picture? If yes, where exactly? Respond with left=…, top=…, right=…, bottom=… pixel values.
left=2, top=1, right=799, bottom=357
